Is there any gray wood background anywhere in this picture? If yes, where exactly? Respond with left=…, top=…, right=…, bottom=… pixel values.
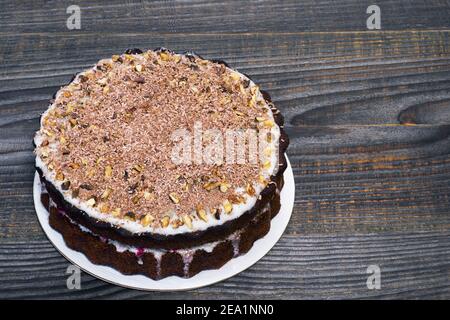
left=1, top=0, right=449, bottom=299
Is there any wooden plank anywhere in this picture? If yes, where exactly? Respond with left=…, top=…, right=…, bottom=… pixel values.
left=0, top=232, right=448, bottom=299
left=1, top=32, right=450, bottom=128
left=0, top=0, right=449, bottom=33
left=288, top=125, right=450, bottom=234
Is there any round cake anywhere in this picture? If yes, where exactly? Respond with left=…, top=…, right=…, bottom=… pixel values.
left=34, top=48, right=289, bottom=279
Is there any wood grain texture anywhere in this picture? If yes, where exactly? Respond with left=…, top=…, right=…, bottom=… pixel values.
left=0, top=0, right=449, bottom=33
left=0, top=0, right=450, bottom=299
left=1, top=232, right=449, bottom=299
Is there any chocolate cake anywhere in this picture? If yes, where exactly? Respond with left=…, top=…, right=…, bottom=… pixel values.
left=34, top=48, right=289, bottom=279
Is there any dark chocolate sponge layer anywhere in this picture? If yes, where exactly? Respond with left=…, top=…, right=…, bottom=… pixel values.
left=44, top=184, right=281, bottom=280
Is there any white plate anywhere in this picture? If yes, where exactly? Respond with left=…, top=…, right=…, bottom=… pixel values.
left=33, top=156, right=295, bottom=291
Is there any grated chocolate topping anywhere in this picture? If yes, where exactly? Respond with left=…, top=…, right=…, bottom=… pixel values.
left=35, top=49, right=279, bottom=231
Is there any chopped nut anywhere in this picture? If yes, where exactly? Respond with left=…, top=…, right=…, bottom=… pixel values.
left=144, top=191, right=154, bottom=200
left=219, top=182, right=230, bottom=193
left=104, top=165, right=113, bottom=178
left=111, top=208, right=121, bottom=217
left=61, top=148, right=70, bottom=156
left=161, top=216, right=170, bottom=228
left=61, top=181, right=71, bottom=190
left=197, top=207, right=208, bottom=222
left=63, top=91, right=72, bottom=98
left=59, top=136, right=67, bottom=144
left=169, top=192, right=180, bottom=204
left=134, top=64, right=144, bottom=72
left=87, top=168, right=95, bottom=178
left=172, top=219, right=182, bottom=229
left=173, top=55, right=181, bottom=63
left=124, top=54, right=134, bottom=61
left=69, top=84, right=81, bottom=91
left=246, top=183, right=256, bottom=196
left=97, top=62, right=111, bottom=71
left=80, top=122, right=90, bottom=129
left=262, top=160, right=271, bottom=170
left=124, top=211, right=135, bottom=221
left=132, top=76, right=145, bottom=84
left=97, top=78, right=107, bottom=86
left=223, top=200, right=233, bottom=214
left=132, top=164, right=143, bottom=173
left=127, top=182, right=138, bottom=194
left=99, top=203, right=110, bottom=213
left=159, top=52, right=169, bottom=61
left=86, top=198, right=96, bottom=207
left=263, top=120, right=274, bottom=128
left=178, top=76, right=187, bottom=86
left=80, top=183, right=94, bottom=190
left=112, top=55, right=121, bottom=62
left=259, top=175, right=267, bottom=185
left=131, top=194, right=141, bottom=204
left=101, top=187, right=112, bottom=199
left=248, top=95, right=257, bottom=108
left=141, top=214, right=154, bottom=227
left=78, top=74, right=88, bottom=82
left=102, top=86, right=110, bottom=94
left=230, top=72, right=241, bottom=82
left=183, top=215, right=193, bottom=229
left=255, top=116, right=266, bottom=122
left=55, top=172, right=65, bottom=181
left=203, top=181, right=219, bottom=191
left=66, top=102, right=75, bottom=114
left=229, top=194, right=245, bottom=204
left=69, top=118, right=78, bottom=127
left=72, top=188, right=79, bottom=198
left=213, top=208, right=221, bottom=220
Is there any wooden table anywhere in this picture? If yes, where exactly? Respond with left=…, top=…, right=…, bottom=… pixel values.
left=1, top=0, right=449, bottom=299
